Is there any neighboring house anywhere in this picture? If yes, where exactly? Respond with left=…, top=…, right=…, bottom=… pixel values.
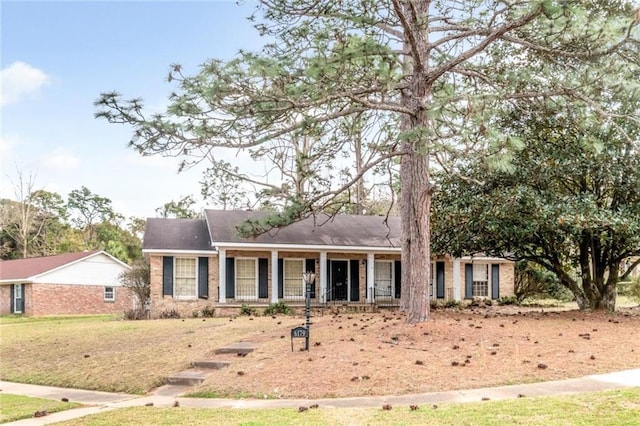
left=0, top=250, right=132, bottom=316
left=143, top=210, right=515, bottom=317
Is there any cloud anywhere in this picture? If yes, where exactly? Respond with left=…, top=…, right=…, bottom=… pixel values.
left=0, top=62, right=51, bottom=107
left=41, top=149, right=80, bottom=172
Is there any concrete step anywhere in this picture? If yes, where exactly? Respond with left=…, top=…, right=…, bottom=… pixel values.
left=214, top=341, right=256, bottom=355
left=191, top=360, right=231, bottom=370
left=166, top=369, right=210, bottom=386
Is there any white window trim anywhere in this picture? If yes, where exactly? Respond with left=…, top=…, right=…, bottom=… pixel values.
left=104, top=286, right=115, bottom=302
left=14, top=284, right=23, bottom=314
left=235, top=257, right=258, bottom=300
left=472, top=263, right=491, bottom=298
left=374, top=260, right=393, bottom=298
left=283, top=258, right=305, bottom=298
left=174, top=257, right=198, bottom=300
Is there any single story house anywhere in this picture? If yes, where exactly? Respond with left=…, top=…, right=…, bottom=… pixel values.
left=143, top=210, right=514, bottom=317
left=0, top=250, right=132, bottom=316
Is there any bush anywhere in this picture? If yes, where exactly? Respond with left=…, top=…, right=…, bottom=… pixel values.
left=123, top=308, right=146, bottom=320
left=158, top=309, right=180, bottom=319
left=240, top=304, right=257, bottom=316
left=627, top=278, right=640, bottom=305
left=441, top=299, right=461, bottom=309
left=547, top=281, right=575, bottom=302
left=515, top=261, right=559, bottom=302
left=264, top=302, right=293, bottom=316
left=497, top=296, right=519, bottom=306
left=201, top=305, right=216, bottom=318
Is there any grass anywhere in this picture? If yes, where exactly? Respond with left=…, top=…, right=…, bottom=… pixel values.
left=52, top=388, right=640, bottom=426
left=0, top=394, right=81, bottom=423
left=0, top=314, right=301, bottom=394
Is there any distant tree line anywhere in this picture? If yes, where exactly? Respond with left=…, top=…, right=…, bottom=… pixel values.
left=0, top=173, right=143, bottom=264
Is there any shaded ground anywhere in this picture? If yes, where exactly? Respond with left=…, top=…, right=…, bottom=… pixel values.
left=191, top=305, right=640, bottom=399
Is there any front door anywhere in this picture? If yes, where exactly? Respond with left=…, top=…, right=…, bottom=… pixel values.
left=12, top=284, right=24, bottom=314
left=330, top=260, right=349, bottom=301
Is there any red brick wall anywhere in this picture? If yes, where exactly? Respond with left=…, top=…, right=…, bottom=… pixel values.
left=0, top=285, right=11, bottom=315
left=28, top=283, right=133, bottom=316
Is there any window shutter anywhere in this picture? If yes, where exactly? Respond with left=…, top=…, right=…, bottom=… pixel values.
left=326, top=259, right=331, bottom=301
left=162, top=256, right=173, bottom=297
left=10, top=284, right=14, bottom=313
left=394, top=260, right=402, bottom=298
left=258, top=258, right=268, bottom=299
left=225, top=257, right=235, bottom=299
left=350, top=259, right=359, bottom=302
left=436, top=261, right=445, bottom=299
left=465, top=263, right=473, bottom=299
left=198, top=257, right=208, bottom=299
left=305, top=258, right=316, bottom=298
left=492, top=264, right=500, bottom=300
left=278, top=258, right=284, bottom=299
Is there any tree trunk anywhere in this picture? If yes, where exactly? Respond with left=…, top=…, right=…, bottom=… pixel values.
left=398, top=0, right=433, bottom=323
left=403, top=146, right=432, bottom=324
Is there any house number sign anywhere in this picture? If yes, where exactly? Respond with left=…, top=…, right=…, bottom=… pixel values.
left=291, top=326, right=308, bottom=351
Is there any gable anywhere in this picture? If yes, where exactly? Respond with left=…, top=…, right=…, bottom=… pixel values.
left=34, top=252, right=129, bottom=286
left=0, top=250, right=101, bottom=282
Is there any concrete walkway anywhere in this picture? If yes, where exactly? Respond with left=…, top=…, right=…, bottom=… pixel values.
left=2, top=369, right=640, bottom=425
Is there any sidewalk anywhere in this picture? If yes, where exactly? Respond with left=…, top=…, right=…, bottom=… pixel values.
left=2, top=369, right=640, bottom=425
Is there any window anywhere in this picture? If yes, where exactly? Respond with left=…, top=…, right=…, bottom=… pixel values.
left=429, top=262, right=436, bottom=298
left=284, top=259, right=304, bottom=298
left=104, top=286, right=115, bottom=301
left=236, top=258, right=257, bottom=299
left=472, top=264, right=489, bottom=297
left=374, top=261, right=393, bottom=298
left=175, top=258, right=197, bottom=298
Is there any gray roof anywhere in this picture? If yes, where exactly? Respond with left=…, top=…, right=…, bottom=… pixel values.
left=143, top=218, right=211, bottom=251
left=204, top=210, right=401, bottom=248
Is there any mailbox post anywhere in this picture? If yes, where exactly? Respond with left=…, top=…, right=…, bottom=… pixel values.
left=303, top=271, right=315, bottom=351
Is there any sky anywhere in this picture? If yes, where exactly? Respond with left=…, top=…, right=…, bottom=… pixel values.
left=1, top=0, right=265, bottom=219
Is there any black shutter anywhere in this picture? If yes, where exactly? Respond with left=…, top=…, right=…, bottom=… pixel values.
left=436, top=261, right=445, bottom=299
left=278, top=258, right=284, bottom=299
left=492, top=264, right=500, bottom=300
left=258, top=258, right=269, bottom=299
left=198, top=257, right=208, bottom=299
left=162, top=256, right=173, bottom=297
left=465, top=263, right=473, bottom=299
left=350, top=259, right=359, bottom=302
left=10, top=284, right=14, bottom=313
left=394, top=260, right=402, bottom=298
left=305, top=259, right=316, bottom=298
left=326, top=259, right=331, bottom=301
left=225, top=257, right=235, bottom=299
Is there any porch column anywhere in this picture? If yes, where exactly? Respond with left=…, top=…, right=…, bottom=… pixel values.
left=218, top=248, right=226, bottom=303
left=452, top=257, right=461, bottom=301
left=367, top=252, right=375, bottom=303
left=271, top=250, right=279, bottom=303
left=320, top=251, right=327, bottom=303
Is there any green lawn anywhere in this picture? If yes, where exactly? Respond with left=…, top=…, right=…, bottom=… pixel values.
left=0, top=394, right=81, bottom=423
left=53, top=388, right=640, bottom=426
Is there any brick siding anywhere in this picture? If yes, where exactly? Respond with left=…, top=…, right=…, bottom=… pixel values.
left=0, top=283, right=133, bottom=316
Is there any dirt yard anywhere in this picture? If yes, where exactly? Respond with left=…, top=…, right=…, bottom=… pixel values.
left=191, top=305, right=640, bottom=399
